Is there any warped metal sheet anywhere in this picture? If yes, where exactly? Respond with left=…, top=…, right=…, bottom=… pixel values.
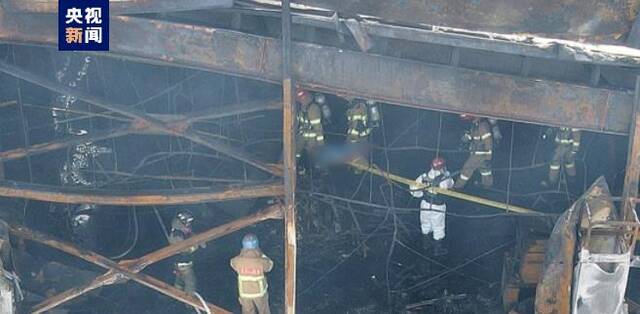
left=288, top=0, right=639, bottom=43
left=572, top=252, right=629, bottom=314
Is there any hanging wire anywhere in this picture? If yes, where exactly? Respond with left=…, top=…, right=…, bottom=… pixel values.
left=435, top=111, right=443, bottom=158
left=109, top=207, right=139, bottom=259
left=395, top=239, right=489, bottom=284
left=506, top=122, right=515, bottom=208
left=379, top=109, right=401, bottom=309
left=395, top=240, right=514, bottom=292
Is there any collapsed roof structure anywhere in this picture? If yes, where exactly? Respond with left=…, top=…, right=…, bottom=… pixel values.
left=0, top=0, right=640, bottom=313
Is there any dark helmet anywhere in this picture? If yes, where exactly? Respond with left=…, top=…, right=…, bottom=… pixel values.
left=431, top=157, right=446, bottom=171
left=174, top=210, right=194, bottom=229
left=242, top=233, right=259, bottom=249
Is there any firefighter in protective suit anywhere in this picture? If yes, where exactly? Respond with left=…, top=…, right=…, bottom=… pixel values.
left=542, top=127, right=581, bottom=187
left=169, top=210, right=204, bottom=294
left=410, top=157, right=454, bottom=256
left=346, top=99, right=378, bottom=170
left=231, top=234, right=273, bottom=314
left=295, top=89, right=325, bottom=161
left=69, top=203, right=99, bottom=251
left=346, top=99, right=373, bottom=144
left=455, top=115, right=493, bottom=189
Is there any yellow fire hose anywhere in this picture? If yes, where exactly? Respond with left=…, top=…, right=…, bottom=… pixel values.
left=347, top=161, right=542, bottom=215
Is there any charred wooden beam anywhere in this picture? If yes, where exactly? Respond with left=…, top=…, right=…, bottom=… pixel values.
left=9, top=224, right=232, bottom=313
left=0, top=180, right=283, bottom=205
left=3, top=0, right=233, bottom=14
left=30, top=204, right=283, bottom=314
left=0, top=61, right=283, bottom=176
left=0, top=12, right=633, bottom=134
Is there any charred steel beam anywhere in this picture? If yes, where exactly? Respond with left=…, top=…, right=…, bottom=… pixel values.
left=0, top=61, right=283, bottom=176
left=0, top=123, right=140, bottom=161
left=0, top=100, right=281, bottom=161
left=622, top=77, right=640, bottom=219
left=281, top=1, right=298, bottom=313
left=0, top=12, right=634, bottom=134
left=3, top=0, right=234, bottom=14
left=235, top=2, right=640, bottom=67
left=30, top=204, right=283, bottom=314
left=9, top=224, right=232, bottom=314
left=182, top=99, right=282, bottom=124
left=0, top=180, right=283, bottom=205
left=284, top=0, right=637, bottom=44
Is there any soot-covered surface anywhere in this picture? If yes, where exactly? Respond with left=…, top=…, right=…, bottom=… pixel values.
left=0, top=45, right=634, bottom=314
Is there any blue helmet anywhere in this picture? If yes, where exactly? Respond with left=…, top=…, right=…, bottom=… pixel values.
left=242, top=233, right=259, bottom=249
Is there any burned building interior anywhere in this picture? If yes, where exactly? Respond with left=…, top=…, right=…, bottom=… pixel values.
left=2, top=0, right=640, bottom=313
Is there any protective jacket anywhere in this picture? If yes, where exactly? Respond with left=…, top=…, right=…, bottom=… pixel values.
left=548, top=127, right=581, bottom=183
left=465, top=119, right=493, bottom=156
left=456, top=118, right=494, bottom=188
left=230, top=248, right=274, bottom=299
left=297, top=103, right=325, bottom=144
left=555, top=127, right=581, bottom=150
left=169, top=229, right=198, bottom=265
left=346, top=102, right=372, bottom=142
left=411, top=169, right=454, bottom=240
left=169, top=227, right=199, bottom=293
left=411, top=169, right=454, bottom=208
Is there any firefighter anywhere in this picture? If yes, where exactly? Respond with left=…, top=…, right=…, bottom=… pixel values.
left=295, top=89, right=325, bottom=162
left=231, top=233, right=273, bottom=314
left=168, top=210, right=203, bottom=294
left=455, top=115, right=493, bottom=189
left=542, top=127, right=581, bottom=187
left=69, top=204, right=99, bottom=251
left=346, top=99, right=373, bottom=144
left=346, top=99, right=382, bottom=144
left=410, top=157, right=454, bottom=256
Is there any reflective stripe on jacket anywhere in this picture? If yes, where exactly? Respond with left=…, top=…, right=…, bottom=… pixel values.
left=347, top=103, right=371, bottom=139
left=555, top=127, right=581, bottom=149
left=231, top=249, right=274, bottom=299
left=469, top=119, right=493, bottom=155
left=298, top=103, right=324, bottom=142
left=237, top=275, right=267, bottom=298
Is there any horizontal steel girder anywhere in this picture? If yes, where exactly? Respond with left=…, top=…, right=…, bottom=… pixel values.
left=285, top=0, right=638, bottom=44
left=0, top=180, right=284, bottom=205
left=0, top=11, right=633, bottom=134
left=234, top=2, right=640, bottom=67
left=2, top=0, right=234, bottom=14
left=15, top=0, right=640, bottom=67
